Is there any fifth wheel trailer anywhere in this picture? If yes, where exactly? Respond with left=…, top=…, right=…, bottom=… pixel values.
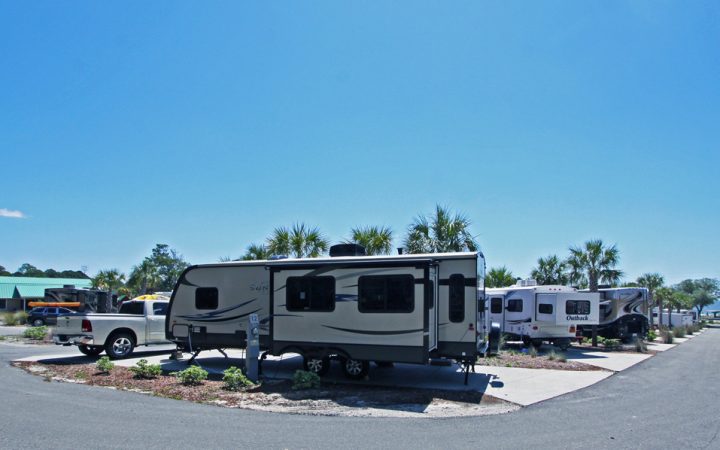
left=166, top=246, right=492, bottom=380
left=484, top=283, right=600, bottom=349
left=578, top=287, right=651, bottom=341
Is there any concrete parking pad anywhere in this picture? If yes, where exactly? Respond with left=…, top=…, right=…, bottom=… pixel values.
left=647, top=342, right=676, bottom=352
left=564, top=348, right=652, bottom=371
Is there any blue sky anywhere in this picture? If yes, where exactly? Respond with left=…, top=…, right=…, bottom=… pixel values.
left=1, top=1, right=719, bottom=286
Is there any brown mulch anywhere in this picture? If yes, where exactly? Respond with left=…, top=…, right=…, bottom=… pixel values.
left=479, top=350, right=605, bottom=371
left=12, top=361, right=511, bottom=416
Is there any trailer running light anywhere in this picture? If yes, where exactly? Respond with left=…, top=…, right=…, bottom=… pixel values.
left=468, top=323, right=474, bottom=331
left=81, top=320, right=92, bottom=332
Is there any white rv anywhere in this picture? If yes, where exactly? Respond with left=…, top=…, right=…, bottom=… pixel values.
left=652, top=308, right=696, bottom=328
left=485, top=282, right=600, bottom=349
left=580, top=288, right=650, bottom=341
left=166, top=245, right=491, bottom=380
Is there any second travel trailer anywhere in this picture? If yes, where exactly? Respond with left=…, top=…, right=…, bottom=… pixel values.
left=484, top=281, right=600, bottom=349
left=578, top=287, right=651, bottom=341
left=165, top=245, right=494, bottom=380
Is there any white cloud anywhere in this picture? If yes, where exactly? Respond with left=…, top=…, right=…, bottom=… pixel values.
left=0, top=208, right=26, bottom=219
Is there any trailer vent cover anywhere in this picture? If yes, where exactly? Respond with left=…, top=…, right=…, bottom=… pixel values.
left=329, top=244, right=367, bottom=257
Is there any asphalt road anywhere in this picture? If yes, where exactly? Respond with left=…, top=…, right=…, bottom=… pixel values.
left=1, top=330, right=718, bottom=450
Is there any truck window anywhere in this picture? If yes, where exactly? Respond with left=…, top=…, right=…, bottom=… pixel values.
left=152, top=303, right=168, bottom=316
left=119, top=302, right=144, bottom=315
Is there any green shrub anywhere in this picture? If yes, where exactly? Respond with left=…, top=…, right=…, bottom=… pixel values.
left=581, top=336, right=591, bottom=345
left=2, top=312, right=18, bottom=326
left=129, top=359, right=162, bottom=379
left=96, top=356, right=114, bottom=373
left=555, top=352, right=567, bottom=363
left=292, top=370, right=320, bottom=390
left=672, top=326, right=686, bottom=338
left=661, top=330, right=674, bottom=344
left=646, top=330, right=657, bottom=342
left=547, top=350, right=557, bottom=361
left=23, top=326, right=48, bottom=340
left=172, top=365, right=208, bottom=386
left=528, top=346, right=538, bottom=358
left=14, top=311, right=28, bottom=325
left=223, top=366, right=254, bottom=391
left=603, top=339, right=621, bottom=350
left=0, top=335, right=6, bottom=341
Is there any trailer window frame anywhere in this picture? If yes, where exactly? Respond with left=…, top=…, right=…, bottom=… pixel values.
left=566, top=300, right=591, bottom=315
left=195, top=287, right=219, bottom=310
left=490, top=297, right=503, bottom=314
left=286, top=276, right=336, bottom=312
left=448, top=274, right=465, bottom=323
left=538, top=303, right=553, bottom=314
left=358, top=275, right=415, bottom=313
left=506, top=299, right=523, bottom=312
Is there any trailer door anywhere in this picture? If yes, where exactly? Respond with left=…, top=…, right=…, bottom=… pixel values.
left=536, top=294, right=557, bottom=323
left=428, top=265, right=438, bottom=351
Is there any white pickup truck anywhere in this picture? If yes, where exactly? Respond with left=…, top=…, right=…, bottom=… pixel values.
left=53, top=300, right=170, bottom=359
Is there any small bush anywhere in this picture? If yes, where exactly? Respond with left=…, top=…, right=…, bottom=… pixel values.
left=96, top=356, right=114, bottom=373
left=23, top=326, right=48, bottom=340
left=646, top=330, right=657, bottom=342
left=603, top=339, right=621, bottom=351
left=0, top=335, right=6, bottom=341
left=555, top=352, right=567, bottom=363
left=2, top=312, right=19, bottom=326
left=223, top=366, right=254, bottom=391
left=499, top=334, right=508, bottom=350
left=172, top=366, right=208, bottom=386
left=129, top=359, right=162, bottom=379
left=292, top=370, right=320, bottom=390
left=14, top=311, right=28, bottom=325
left=673, top=327, right=686, bottom=338
left=547, top=350, right=557, bottom=361
left=661, top=330, right=674, bottom=344
left=528, top=346, right=538, bottom=358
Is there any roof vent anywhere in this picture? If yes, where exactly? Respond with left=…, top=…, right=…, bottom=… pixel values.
left=516, top=279, right=538, bottom=287
left=329, top=244, right=366, bottom=257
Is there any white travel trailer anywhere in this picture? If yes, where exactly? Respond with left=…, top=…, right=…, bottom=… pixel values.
left=652, top=307, right=696, bottom=328
left=485, top=282, right=600, bottom=349
left=166, top=245, right=491, bottom=380
left=580, top=288, right=651, bottom=341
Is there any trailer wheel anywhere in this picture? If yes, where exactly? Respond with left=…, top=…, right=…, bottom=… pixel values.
left=341, top=358, right=369, bottom=380
left=531, top=339, right=543, bottom=349
left=104, top=333, right=135, bottom=359
left=555, top=339, right=571, bottom=351
left=303, top=356, right=331, bottom=376
left=78, top=345, right=104, bottom=356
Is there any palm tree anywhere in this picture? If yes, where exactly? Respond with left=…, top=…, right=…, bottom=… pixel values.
left=242, top=243, right=271, bottom=261
left=485, top=266, right=516, bottom=288
left=567, top=239, right=623, bottom=291
left=267, top=223, right=329, bottom=258
left=128, top=260, right=161, bottom=295
left=347, top=226, right=393, bottom=256
left=531, top=255, right=569, bottom=285
left=92, top=269, right=126, bottom=292
left=404, top=205, right=478, bottom=254
left=636, top=273, right=664, bottom=327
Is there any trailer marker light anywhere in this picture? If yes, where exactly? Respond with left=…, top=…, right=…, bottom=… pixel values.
left=81, top=320, right=92, bottom=332
left=532, top=326, right=538, bottom=330
left=468, top=323, right=474, bottom=331
left=569, top=326, right=576, bottom=333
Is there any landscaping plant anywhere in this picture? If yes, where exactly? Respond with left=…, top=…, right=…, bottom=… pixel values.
left=646, top=330, right=657, bottom=342
left=96, top=356, right=114, bottom=374
left=2, top=312, right=19, bottom=326
left=672, top=326, right=686, bottom=338
left=661, top=330, right=674, bottom=344
left=634, top=336, right=647, bottom=353
left=292, top=370, right=320, bottom=390
left=603, top=339, right=621, bottom=351
left=23, top=326, right=48, bottom=340
left=129, top=359, right=162, bottom=379
left=528, top=346, right=538, bottom=358
left=173, top=366, right=208, bottom=386
left=223, top=366, right=254, bottom=391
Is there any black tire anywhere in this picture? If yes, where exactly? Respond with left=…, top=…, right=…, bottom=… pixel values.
left=78, top=345, right=104, bottom=356
left=531, top=339, right=543, bottom=349
left=33, top=319, right=45, bottom=327
left=556, top=339, right=571, bottom=351
left=104, top=333, right=135, bottom=359
left=341, top=358, right=369, bottom=380
left=303, top=355, right=331, bottom=376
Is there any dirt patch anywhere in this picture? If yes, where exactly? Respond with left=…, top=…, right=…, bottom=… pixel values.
left=12, top=361, right=519, bottom=418
left=480, top=349, right=604, bottom=371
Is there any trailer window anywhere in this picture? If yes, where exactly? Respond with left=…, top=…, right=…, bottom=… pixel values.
left=286, top=277, right=335, bottom=311
left=449, top=274, right=465, bottom=323
left=490, top=298, right=503, bottom=314
left=507, top=299, right=523, bottom=312
left=359, top=275, right=414, bottom=313
left=538, top=304, right=553, bottom=314
left=566, top=300, right=591, bottom=315
left=195, top=288, right=219, bottom=310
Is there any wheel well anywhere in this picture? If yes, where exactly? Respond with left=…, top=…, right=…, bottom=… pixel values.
left=106, top=328, right=137, bottom=346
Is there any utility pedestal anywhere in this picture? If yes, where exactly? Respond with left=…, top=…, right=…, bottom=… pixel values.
left=246, top=313, right=260, bottom=383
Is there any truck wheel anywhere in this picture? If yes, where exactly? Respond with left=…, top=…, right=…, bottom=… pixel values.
left=33, top=319, right=45, bottom=327
left=105, top=333, right=135, bottom=359
left=341, top=358, right=369, bottom=380
left=303, top=355, right=331, bottom=376
left=79, top=345, right=104, bottom=356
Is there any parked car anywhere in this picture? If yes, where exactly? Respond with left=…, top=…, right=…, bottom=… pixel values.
left=27, top=307, right=76, bottom=327
left=52, top=300, right=170, bottom=358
